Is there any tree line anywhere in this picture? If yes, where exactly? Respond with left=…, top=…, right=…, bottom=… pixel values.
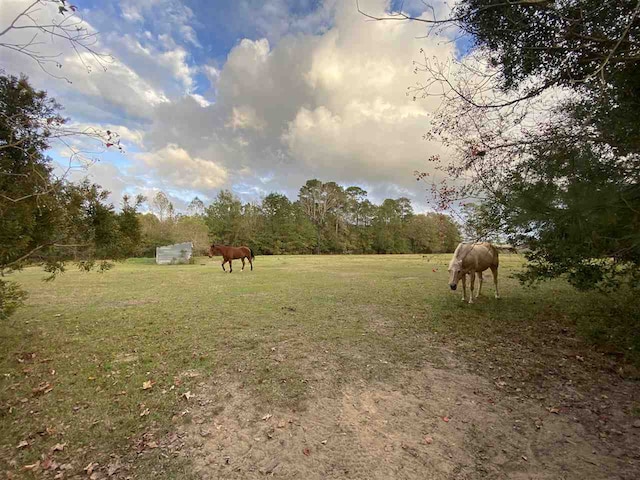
left=140, top=182, right=461, bottom=257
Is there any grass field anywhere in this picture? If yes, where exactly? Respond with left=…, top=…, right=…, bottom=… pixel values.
left=1, top=254, right=639, bottom=479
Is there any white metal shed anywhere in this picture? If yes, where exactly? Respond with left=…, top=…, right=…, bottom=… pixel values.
left=155, top=242, right=193, bottom=265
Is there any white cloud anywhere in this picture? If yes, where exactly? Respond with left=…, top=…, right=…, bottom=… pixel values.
left=136, top=144, right=228, bottom=191
left=203, top=65, right=221, bottom=85
left=118, top=0, right=201, bottom=47
left=189, top=94, right=212, bottom=108
left=140, top=0, right=455, bottom=204
left=2, top=0, right=460, bottom=209
left=226, top=106, right=266, bottom=131
left=108, top=34, right=196, bottom=94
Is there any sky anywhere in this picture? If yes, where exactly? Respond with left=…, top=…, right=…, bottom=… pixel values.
left=1, top=0, right=467, bottom=212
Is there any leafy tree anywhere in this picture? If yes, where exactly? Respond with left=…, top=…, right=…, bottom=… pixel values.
left=138, top=213, right=173, bottom=257
left=406, top=214, right=438, bottom=253
left=433, top=213, right=463, bottom=253
left=114, top=194, right=146, bottom=258
left=205, top=190, right=243, bottom=244
left=186, top=196, right=205, bottom=216
left=371, top=198, right=416, bottom=253
left=0, top=75, right=142, bottom=318
left=367, top=1, right=640, bottom=289
left=259, top=193, right=301, bottom=254
left=298, top=180, right=345, bottom=253
left=397, top=197, right=414, bottom=222
left=175, top=215, right=209, bottom=255
left=460, top=203, right=502, bottom=243
left=152, top=191, right=173, bottom=222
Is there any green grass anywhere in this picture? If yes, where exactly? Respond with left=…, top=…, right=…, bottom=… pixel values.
left=1, top=254, right=638, bottom=477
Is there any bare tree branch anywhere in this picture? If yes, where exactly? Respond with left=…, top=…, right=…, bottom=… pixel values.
left=0, top=0, right=113, bottom=83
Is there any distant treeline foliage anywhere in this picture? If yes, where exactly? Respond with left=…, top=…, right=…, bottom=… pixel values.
left=140, top=181, right=461, bottom=256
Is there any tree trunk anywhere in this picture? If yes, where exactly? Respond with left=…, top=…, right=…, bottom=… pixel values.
left=316, top=224, right=321, bottom=255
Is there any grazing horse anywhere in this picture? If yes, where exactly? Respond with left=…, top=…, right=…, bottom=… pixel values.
left=448, top=242, right=499, bottom=304
left=208, top=244, right=254, bottom=273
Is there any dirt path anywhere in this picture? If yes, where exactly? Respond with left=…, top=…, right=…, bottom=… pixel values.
left=173, top=354, right=639, bottom=480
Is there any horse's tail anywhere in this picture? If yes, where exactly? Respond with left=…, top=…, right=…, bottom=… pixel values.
left=249, top=247, right=255, bottom=260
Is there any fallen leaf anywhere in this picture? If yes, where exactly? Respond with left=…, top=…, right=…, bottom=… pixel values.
left=442, top=416, right=450, bottom=422
left=321, top=440, right=327, bottom=445
left=522, top=455, right=528, bottom=461
left=142, top=380, right=154, bottom=390
left=303, top=448, right=311, bottom=456
left=50, top=442, right=66, bottom=453
left=84, top=462, right=98, bottom=474
left=146, top=441, right=158, bottom=449
left=262, top=413, right=272, bottom=421
left=424, top=436, right=433, bottom=444
left=547, top=407, right=560, bottom=414
left=32, top=382, right=53, bottom=396
left=277, top=421, right=286, bottom=428
left=42, top=457, right=59, bottom=471
left=23, top=461, right=40, bottom=471
left=182, top=391, right=194, bottom=400
left=17, top=440, right=29, bottom=449
left=140, top=408, right=150, bottom=417
left=107, top=461, right=121, bottom=476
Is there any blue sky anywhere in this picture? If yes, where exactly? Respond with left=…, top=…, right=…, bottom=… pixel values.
left=2, top=0, right=465, bottom=211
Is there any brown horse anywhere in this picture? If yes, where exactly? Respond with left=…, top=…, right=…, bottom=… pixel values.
left=208, top=244, right=254, bottom=273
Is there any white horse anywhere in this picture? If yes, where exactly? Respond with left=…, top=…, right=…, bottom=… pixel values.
left=448, top=242, right=499, bottom=303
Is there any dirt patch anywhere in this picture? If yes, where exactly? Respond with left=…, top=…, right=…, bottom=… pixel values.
left=176, top=359, right=639, bottom=479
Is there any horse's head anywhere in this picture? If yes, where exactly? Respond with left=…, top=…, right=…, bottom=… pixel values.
left=448, top=259, right=463, bottom=290
left=208, top=244, right=219, bottom=258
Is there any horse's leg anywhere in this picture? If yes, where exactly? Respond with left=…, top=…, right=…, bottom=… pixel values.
left=241, top=257, right=245, bottom=271
left=491, top=266, right=500, bottom=298
left=221, top=259, right=226, bottom=272
left=461, top=274, right=467, bottom=302
left=229, top=259, right=233, bottom=273
left=468, top=271, right=475, bottom=304
left=476, top=272, right=483, bottom=298
left=249, top=257, right=253, bottom=271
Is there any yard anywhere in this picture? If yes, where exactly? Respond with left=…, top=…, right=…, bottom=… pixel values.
left=1, top=255, right=639, bottom=479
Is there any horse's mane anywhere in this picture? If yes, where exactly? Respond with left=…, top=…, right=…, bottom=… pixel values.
left=449, top=243, right=466, bottom=268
